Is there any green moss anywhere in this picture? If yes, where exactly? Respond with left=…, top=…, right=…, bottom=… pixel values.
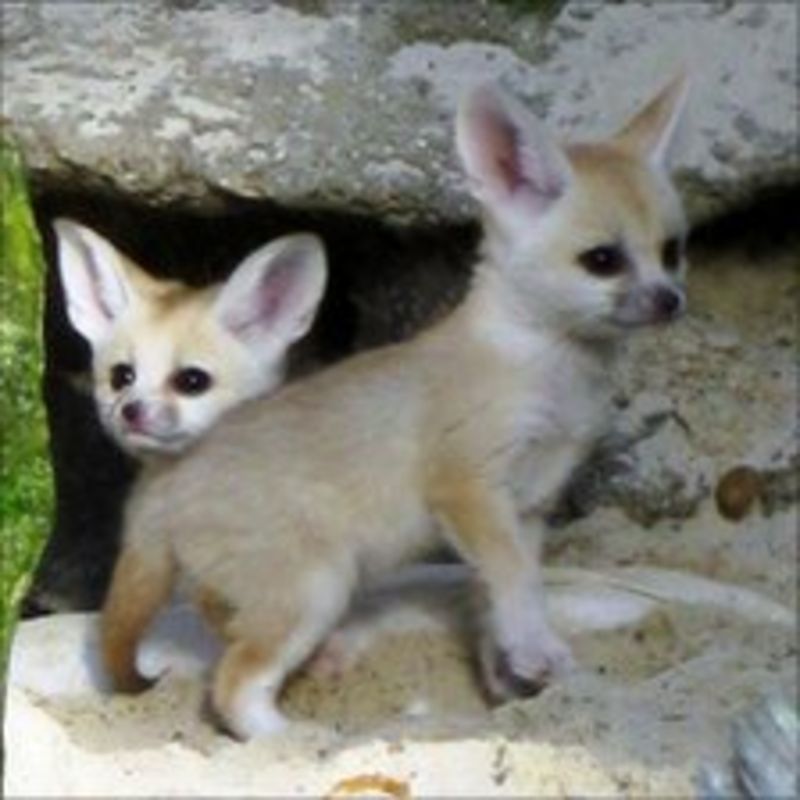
left=0, top=139, right=51, bottom=679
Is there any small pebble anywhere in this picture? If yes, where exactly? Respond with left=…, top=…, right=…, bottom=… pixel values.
left=715, top=466, right=763, bottom=521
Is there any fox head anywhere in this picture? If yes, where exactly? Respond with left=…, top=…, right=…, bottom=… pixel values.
left=457, top=75, right=690, bottom=340
left=54, top=221, right=327, bottom=457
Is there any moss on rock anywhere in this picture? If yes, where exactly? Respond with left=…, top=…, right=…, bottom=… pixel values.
left=0, top=139, right=51, bottom=677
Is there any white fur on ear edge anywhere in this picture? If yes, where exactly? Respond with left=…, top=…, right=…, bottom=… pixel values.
left=53, top=219, right=133, bottom=347
left=214, top=233, right=327, bottom=352
left=614, top=71, right=691, bottom=170
left=456, top=84, right=572, bottom=217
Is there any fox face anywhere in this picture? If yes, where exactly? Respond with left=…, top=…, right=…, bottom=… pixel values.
left=54, top=222, right=327, bottom=456
left=457, top=76, right=690, bottom=341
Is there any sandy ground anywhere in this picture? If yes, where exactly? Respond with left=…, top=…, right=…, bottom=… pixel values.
left=4, top=245, right=798, bottom=797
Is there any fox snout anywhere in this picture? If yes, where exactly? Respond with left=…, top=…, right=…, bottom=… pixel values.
left=615, top=282, right=686, bottom=328
left=108, top=395, right=188, bottom=453
left=651, top=285, right=684, bottom=322
left=116, top=398, right=178, bottom=432
left=120, top=400, right=145, bottom=428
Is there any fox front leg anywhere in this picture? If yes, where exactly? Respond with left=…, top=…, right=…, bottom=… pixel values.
left=100, top=542, right=175, bottom=693
left=428, top=468, right=573, bottom=700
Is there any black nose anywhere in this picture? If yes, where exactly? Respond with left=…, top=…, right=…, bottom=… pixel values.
left=121, top=401, right=142, bottom=425
left=653, top=287, right=682, bottom=320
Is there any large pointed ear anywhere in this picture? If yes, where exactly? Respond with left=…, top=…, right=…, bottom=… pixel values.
left=53, top=219, right=133, bottom=347
left=456, top=84, right=572, bottom=221
left=213, top=233, right=327, bottom=352
left=613, top=71, right=690, bottom=170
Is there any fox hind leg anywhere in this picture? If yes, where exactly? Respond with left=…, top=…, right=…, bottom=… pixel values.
left=211, top=639, right=288, bottom=739
left=210, top=559, right=354, bottom=739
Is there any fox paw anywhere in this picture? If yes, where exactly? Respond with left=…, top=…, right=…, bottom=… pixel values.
left=224, top=703, right=288, bottom=741
left=481, top=625, right=574, bottom=702
left=114, top=670, right=157, bottom=695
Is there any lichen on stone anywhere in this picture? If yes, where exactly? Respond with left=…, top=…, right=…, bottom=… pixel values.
left=0, top=138, right=52, bottom=676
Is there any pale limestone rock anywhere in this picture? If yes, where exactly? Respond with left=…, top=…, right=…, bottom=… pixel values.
left=3, top=1, right=797, bottom=222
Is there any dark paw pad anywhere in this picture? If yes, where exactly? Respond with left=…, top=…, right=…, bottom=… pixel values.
left=486, top=647, right=552, bottom=702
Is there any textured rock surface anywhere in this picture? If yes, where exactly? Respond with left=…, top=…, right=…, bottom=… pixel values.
left=5, top=550, right=796, bottom=796
left=3, top=0, right=798, bottom=223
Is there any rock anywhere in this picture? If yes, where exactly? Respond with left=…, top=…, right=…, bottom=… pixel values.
left=4, top=561, right=796, bottom=796
left=696, top=693, right=799, bottom=799
left=715, top=466, right=763, bottom=522
left=3, top=1, right=797, bottom=223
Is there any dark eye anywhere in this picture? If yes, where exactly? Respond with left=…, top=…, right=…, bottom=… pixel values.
left=661, top=237, right=683, bottom=271
left=171, top=367, right=213, bottom=396
left=577, top=245, right=627, bottom=278
left=109, top=363, right=135, bottom=391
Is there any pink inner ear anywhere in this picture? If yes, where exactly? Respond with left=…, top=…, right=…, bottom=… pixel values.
left=228, top=260, right=296, bottom=337
left=496, top=154, right=529, bottom=196
left=258, top=262, right=294, bottom=322
left=482, top=114, right=527, bottom=197
left=84, top=246, right=119, bottom=323
left=477, top=107, right=564, bottom=208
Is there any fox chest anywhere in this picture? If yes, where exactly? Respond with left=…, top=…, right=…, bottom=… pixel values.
left=517, top=371, right=609, bottom=445
left=509, top=370, right=611, bottom=511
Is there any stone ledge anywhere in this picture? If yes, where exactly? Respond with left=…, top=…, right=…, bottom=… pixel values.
left=4, top=1, right=797, bottom=223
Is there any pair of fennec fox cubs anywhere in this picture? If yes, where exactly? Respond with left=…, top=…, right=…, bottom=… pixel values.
left=55, top=78, right=689, bottom=740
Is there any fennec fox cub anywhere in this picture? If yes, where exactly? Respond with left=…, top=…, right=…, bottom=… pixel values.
left=54, top=221, right=327, bottom=457
left=101, top=75, right=690, bottom=739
